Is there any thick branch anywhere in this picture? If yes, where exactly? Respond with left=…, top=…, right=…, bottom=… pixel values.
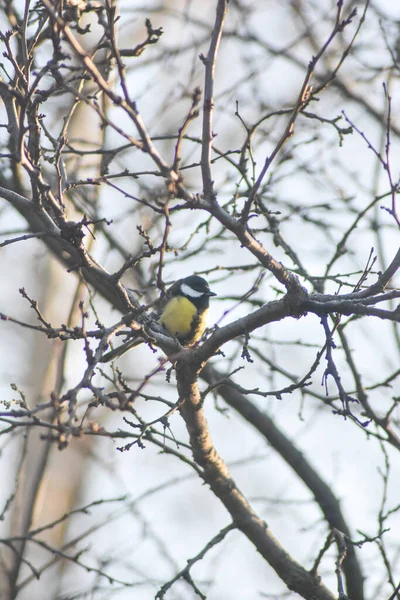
left=0, top=186, right=133, bottom=313
left=201, top=364, right=364, bottom=600
left=176, top=359, right=335, bottom=600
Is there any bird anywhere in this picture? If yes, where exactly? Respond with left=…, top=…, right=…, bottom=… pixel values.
left=100, top=275, right=216, bottom=362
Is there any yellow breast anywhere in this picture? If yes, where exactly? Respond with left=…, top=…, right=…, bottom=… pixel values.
left=159, top=296, right=208, bottom=344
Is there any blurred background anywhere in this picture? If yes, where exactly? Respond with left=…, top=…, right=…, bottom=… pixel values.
left=0, top=1, right=399, bottom=598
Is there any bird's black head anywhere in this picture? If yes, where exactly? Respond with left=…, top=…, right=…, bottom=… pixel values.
left=177, top=275, right=216, bottom=312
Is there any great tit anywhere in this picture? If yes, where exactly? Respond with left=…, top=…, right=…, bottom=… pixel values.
left=101, top=275, right=216, bottom=362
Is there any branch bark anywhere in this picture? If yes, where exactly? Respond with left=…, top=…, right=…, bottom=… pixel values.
left=175, top=357, right=336, bottom=600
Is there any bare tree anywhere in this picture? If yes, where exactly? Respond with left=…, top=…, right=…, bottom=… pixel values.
left=0, top=1, right=399, bottom=599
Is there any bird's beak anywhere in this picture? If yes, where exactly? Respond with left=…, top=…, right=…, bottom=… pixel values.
left=207, top=290, right=217, bottom=296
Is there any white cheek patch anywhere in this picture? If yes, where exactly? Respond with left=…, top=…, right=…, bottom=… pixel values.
left=181, top=283, right=204, bottom=298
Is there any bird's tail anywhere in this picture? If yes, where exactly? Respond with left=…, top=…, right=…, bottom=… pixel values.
left=99, top=337, right=145, bottom=362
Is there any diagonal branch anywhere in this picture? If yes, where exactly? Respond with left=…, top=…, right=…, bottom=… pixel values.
left=201, top=363, right=365, bottom=600
left=175, top=358, right=336, bottom=600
